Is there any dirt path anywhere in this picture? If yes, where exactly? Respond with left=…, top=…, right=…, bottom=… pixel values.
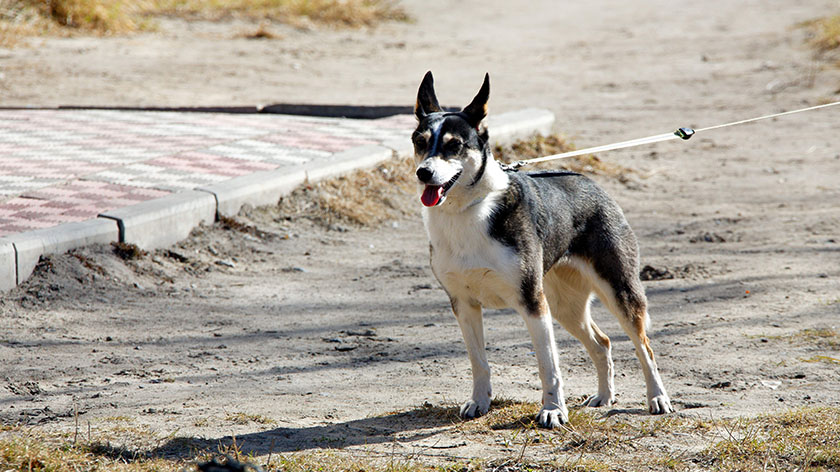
left=1, top=0, right=839, bottom=468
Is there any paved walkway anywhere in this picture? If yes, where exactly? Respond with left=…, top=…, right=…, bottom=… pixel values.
left=0, top=110, right=411, bottom=236
left=0, top=108, right=554, bottom=290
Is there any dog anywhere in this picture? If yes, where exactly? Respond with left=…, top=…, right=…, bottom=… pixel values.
left=412, top=71, right=673, bottom=428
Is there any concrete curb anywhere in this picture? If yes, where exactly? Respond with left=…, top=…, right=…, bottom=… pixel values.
left=0, top=243, right=16, bottom=291
left=489, top=108, right=555, bottom=145
left=199, top=145, right=394, bottom=218
left=303, top=145, right=393, bottom=183
left=99, top=190, right=216, bottom=250
left=381, top=137, right=414, bottom=157
left=0, top=219, right=119, bottom=289
left=199, top=170, right=308, bottom=218
left=2, top=108, right=555, bottom=290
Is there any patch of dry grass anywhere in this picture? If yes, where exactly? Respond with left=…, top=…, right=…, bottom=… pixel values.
left=455, top=399, right=701, bottom=456
left=792, top=327, right=840, bottom=349
left=277, top=151, right=417, bottom=227
left=803, top=15, right=840, bottom=53
left=0, top=1, right=41, bottom=46
left=801, top=355, right=840, bottom=365
left=0, top=428, right=187, bottom=471
left=356, top=399, right=705, bottom=470
left=493, top=133, right=633, bottom=179
left=45, top=0, right=149, bottom=31
left=755, top=327, right=840, bottom=367
left=239, top=21, right=280, bottom=39
left=757, top=327, right=840, bottom=350
left=0, top=0, right=152, bottom=41
left=3, top=406, right=840, bottom=471
left=0, top=0, right=408, bottom=45
left=111, top=241, right=147, bottom=260
left=454, top=402, right=840, bottom=471
left=268, top=451, right=462, bottom=472
left=224, top=412, right=276, bottom=426
left=697, top=407, right=840, bottom=471
left=0, top=426, right=453, bottom=472
left=156, top=0, right=409, bottom=27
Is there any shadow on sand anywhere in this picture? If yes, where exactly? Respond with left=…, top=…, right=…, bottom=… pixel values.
left=152, top=404, right=462, bottom=459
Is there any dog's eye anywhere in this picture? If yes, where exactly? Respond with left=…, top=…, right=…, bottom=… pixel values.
left=412, top=134, right=427, bottom=150
left=444, top=139, right=462, bottom=154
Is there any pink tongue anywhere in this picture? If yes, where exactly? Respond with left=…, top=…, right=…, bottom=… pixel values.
left=421, top=185, right=444, bottom=207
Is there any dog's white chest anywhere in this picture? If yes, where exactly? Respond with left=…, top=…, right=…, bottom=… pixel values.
left=424, top=199, right=520, bottom=308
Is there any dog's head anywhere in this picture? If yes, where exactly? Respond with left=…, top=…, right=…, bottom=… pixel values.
left=412, top=71, right=491, bottom=208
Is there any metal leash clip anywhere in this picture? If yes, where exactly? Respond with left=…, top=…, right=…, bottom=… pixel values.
left=500, top=161, right=526, bottom=172
left=674, top=127, right=695, bottom=140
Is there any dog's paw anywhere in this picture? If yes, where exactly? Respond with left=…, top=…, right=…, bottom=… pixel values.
left=648, top=394, right=673, bottom=415
left=583, top=392, right=615, bottom=408
left=535, top=405, right=568, bottom=429
left=459, top=399, right=490, bottom=419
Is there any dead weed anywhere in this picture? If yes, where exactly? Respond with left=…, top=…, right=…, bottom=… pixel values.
left=224, top=412, right=276, bottom=426
left=792, top=327, right=840, bottom=349
left=156, top=0, right=410, bottom=27
left=0, top=427, right=187, bottom=471
left=111, top=241, right=147, bottom=261
left=802, top=14, right=840, bottom=54
left=0, top=0, right=153, bottom=39
left=2, top=406, right=839, bottom=471
left=45, top=0, right=149, bottom=31
left=493, top=133, right=633, bottom=179
left=218, top=214, right=278, bottom=239
left=239, top=21, right=279, bottom=39
left=757, top=327, right=840, bottom=350
left=276, top=152, right=416, bottom=228
left=697, top=407, right=840, bottom=471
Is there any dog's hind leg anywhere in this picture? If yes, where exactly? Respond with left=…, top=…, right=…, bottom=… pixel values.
left=451, top=297, right=492, bottom=419
left=583, top=263, right=673, bottom=415
left=544, top=265, right=615, bottom=408
left=616, top=300, right=672, bottom=414
left=621, top=304, right=672, bottom=414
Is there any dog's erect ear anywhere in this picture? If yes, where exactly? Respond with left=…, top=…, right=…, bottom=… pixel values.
left=462, top=73, right=490, bottom=128
left=415, top=71, right=442, bottom=120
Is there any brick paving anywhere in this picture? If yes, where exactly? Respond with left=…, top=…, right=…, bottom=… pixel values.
left=0, top=110, right=413, bottom=236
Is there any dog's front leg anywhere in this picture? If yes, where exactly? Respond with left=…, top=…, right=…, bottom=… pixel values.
left=451, top=297, right=492, bottom=419
left=518, top=294, right=568, bottom=428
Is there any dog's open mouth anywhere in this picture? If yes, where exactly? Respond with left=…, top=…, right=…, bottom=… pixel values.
left=421, top=170, right=462, bottom=207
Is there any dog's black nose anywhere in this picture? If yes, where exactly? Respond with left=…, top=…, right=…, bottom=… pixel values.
left=416, top=166, right=433, bottom=183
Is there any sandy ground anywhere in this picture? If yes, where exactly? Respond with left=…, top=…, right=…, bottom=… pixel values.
left=1, top=0, right=840, bottom=468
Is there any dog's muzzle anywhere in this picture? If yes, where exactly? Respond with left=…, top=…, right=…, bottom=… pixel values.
left=417, top=168, right=461, bottom=207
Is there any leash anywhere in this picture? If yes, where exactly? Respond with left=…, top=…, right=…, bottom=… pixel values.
left=505, top=100, right=840, bottom=169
